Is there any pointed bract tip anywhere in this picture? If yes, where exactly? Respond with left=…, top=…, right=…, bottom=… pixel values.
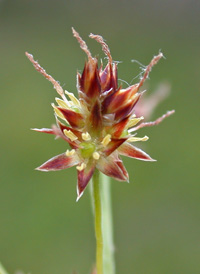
left=35, top=166, right=46, bottom=172
left=76, top=187, right=84, bottom=202
left=140, top=155, right=157, bottom=162
left=150, top=158, right=157, bottom=162
left=137, top=157, right=157, bottom=162
left=31, top=128, right=42, bottom=131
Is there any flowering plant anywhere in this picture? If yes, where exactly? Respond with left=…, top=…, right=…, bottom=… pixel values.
left=26, top=28, right=174, bottom=274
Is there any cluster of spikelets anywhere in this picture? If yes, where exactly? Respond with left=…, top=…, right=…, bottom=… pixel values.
left=26, top=28, right=174, bottom=200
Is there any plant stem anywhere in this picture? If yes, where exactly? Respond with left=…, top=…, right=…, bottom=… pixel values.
left=92, top=169, right=103, bottom=274
left=101, top=173, right=115, bottom=274
left=0, top=262, right=9, bottom=274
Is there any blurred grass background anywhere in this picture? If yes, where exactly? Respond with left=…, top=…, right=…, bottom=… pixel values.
left=0, top=0, right=199, bottom=273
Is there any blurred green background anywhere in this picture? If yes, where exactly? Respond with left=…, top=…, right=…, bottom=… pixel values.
left=0, top=0, right=199, bottom=273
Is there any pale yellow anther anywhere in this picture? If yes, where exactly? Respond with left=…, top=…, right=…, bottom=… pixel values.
left=66, top=149, right=76, bottom=156
left=93, top=152, right=100, bottom=160
left=101, top=134, right=111, bottom=147
left=55, top=97, right=70, bottom=109
left=76, top=162, right=86, bottom=171
left=127, top=135, right=149, bottom=142
left=82, top=132, right=91, bottom=141
left=52, top=103, right=66, bottom=120
left=65, top=91, right=81, bottom=107
left=63, top=129, right=78, bottom=141
left=128, top=116, right=144, bottom=128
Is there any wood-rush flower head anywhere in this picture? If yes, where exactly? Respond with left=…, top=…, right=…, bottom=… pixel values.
left=26, top=28, right=174, bottom=201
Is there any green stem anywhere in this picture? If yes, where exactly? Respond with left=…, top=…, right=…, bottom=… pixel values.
left=92, top=169, right=103, bottom=274
left=101, top=173, right=115, bottom=274
left=0, top=263, right=9, bottom=274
